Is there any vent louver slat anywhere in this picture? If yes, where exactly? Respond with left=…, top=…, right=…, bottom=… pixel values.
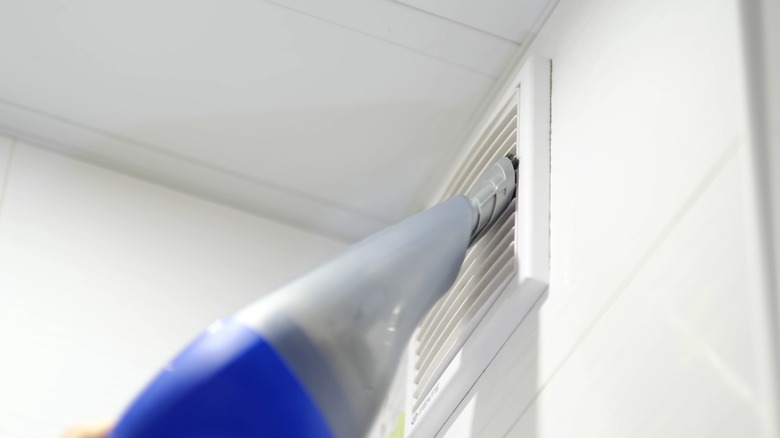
left=413, top=209, right=516, bottom=398
left=443, top=98, right=517, bottom=198
left=414, top=209, right=514, bottom=358
left=410, top=91, right=519, bottom=411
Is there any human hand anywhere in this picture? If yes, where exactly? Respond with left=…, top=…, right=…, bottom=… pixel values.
left=61, top=419, right=114, bottom=438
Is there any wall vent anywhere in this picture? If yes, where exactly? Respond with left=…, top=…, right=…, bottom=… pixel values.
left=411, top=96, right=518, bottom=410
left=404, top=56, right=551, bottom=437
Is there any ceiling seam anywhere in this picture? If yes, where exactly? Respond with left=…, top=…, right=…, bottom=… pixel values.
left=260, top=0, right=502, bottom=79
left=0, top=96, right=394, bottom=225
left=384, top=0, right=522, bottom=44
left=0, top=129, right=361, bottom=244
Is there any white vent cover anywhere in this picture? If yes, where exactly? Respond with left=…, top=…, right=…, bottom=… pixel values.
left=411, top=96, right=518, bottom=407
left=404, top=56, right=551, bottom=437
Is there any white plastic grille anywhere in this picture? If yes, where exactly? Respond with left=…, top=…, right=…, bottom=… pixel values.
left=411, top=93, right=518, bottom=408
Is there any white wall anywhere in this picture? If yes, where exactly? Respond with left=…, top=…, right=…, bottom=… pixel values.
left=438, top=0, right=780, bottom=436
left=0, top=137, right=346, bottom=437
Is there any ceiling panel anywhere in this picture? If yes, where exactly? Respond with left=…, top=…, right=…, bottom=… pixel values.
left=394, top=0, right=553, bottom=43
left=268, top=0, right=519, bottom=76
left=0, top=0, right=552, bottom=241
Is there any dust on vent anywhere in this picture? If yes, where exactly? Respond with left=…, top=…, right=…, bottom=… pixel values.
left=410, top=93, right=519, bottom=410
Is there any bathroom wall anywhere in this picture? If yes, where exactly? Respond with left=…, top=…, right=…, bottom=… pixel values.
left=0, top=136, right=346, bottom=437
left=437, top=0, right=780, bottom=436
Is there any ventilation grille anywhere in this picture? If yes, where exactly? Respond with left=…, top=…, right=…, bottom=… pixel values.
left=411, top=93, right=518, bottom=409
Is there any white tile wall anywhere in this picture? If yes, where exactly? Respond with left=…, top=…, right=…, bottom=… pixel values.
left=507, top=150, right=761, bottom=438
left=0, top=140, right=345, bottom=437
left=435, top=0, right=779, bottom=436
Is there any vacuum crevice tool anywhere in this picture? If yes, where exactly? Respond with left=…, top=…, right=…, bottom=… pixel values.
left=110, top=156, right=518, bottom=438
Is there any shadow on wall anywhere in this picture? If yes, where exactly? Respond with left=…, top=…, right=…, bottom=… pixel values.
left=438, top=289, right=546, bottom=438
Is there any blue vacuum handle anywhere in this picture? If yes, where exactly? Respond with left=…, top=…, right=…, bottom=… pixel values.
left=109, top=318, right=333, bottom=438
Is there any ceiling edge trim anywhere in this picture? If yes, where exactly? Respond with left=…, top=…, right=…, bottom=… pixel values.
left=0, top=101, right=389, bottom=243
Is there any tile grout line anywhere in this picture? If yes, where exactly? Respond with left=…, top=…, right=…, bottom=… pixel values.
left=0, top=137, right=18, bottom=221
left=499, top=141, right=743, bottom=437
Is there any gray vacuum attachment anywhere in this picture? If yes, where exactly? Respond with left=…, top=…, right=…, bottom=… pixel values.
left=467, top=155, right=517, bottom=242
left=235, top=156, right=517, bottom=438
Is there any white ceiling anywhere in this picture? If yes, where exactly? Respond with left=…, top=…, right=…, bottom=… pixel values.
left=0, top=0, right=552, bottom=241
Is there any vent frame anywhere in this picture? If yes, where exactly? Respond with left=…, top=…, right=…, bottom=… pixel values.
left=404, top=55, right=551, bottom=438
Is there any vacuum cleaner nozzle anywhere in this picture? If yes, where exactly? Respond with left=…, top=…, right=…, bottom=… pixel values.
left=466, top=155, right=517, bottom=243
